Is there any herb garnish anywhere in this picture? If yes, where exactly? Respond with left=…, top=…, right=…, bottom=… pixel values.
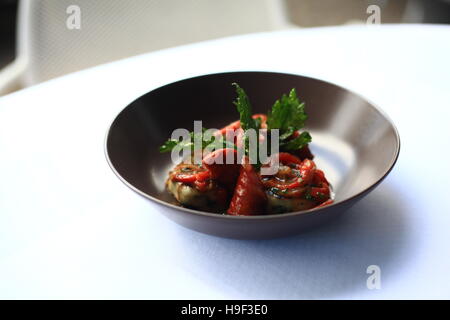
left=231, top=83, right=262, bottom=166
left=159, top=84, right=312, bottom=161
left=267, top=88, right=311, bottom=151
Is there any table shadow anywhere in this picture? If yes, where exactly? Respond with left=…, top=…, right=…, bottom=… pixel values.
left=174, top=181, right=414, bottom=299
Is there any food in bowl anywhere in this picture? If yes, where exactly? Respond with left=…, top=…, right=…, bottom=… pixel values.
left=160, top=83, right=333, bottom=215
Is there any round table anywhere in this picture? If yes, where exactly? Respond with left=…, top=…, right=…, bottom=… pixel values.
left=0, top=24, right=449, bottom=299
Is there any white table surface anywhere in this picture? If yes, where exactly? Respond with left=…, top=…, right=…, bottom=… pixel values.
left=1, top=24, right=449, bottom=299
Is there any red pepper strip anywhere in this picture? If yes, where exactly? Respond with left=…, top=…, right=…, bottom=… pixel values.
left=278, top=152, right=303, bottom=166
left=215, top=119, right=241, bottom=137
left=275, top=181, right=301, bottom=190
left=216, top=114, right=267, bottom=137
left=316, top=199, right=333, bottom=208
left=173, top=168, right=210, bottom=184
left=312, top=169, right=325, bottom=185
left=173, top=173, right=197, bottom=183
left=194, top=179, right=208, bottom=192
left=263, top=159, right=315, bottom=190
left=227, top=160, right=267, bottom=216
left=202, top=148, right=240, bottom=191
left=195, top=169, right=211, bottom=181
left=193, top=170, right=211, bottom=192
left=298, top=159, right=316, bottom=187
left=310, top=183, right=330, bottom=199
left=260, top=153, right=309, bottom=190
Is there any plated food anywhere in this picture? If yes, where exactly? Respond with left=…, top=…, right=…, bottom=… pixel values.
left=160, top=84, right=333, bottom=215
left=106, top=71, right=400, bottom=238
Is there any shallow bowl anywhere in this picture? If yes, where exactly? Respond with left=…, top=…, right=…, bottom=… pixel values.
left=105, top=71, right=400, bottom=239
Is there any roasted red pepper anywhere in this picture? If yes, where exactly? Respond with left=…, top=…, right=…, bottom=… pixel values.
left=171, top=164, right=210, bottom=183
left=260, top=153, right=332, bottom=206
left=216, top=114, right=267, bottom=137
left=171, top=163, right=211, bottom=192
left=227, top=160, right=267, bottom=216
left=309, top=169, right=331, bottom=202
left=261, top=153, right=314, bottom=191
left=202, top=148, right=240, bottom=191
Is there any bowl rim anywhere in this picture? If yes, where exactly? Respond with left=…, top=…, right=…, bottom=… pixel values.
left=104, top=70, right=401, bottom=220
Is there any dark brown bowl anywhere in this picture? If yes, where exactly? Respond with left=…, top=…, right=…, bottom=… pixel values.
left=105, top=71, right=400, bottom=239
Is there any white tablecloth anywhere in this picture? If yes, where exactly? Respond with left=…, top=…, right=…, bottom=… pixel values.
left=1, top=25, right=449, bottom=299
